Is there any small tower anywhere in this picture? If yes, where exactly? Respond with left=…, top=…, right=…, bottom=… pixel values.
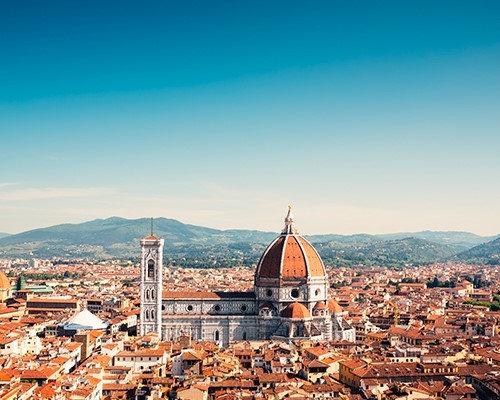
left=16, top=275, right=27, bottom=291
left=140, top=220, right=164, bottom=337
left=282, top=205, right=298, bottom=235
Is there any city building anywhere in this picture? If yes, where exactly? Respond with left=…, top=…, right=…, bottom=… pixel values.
left=58, top=308, right=109, bottom=336
left=140, top=208, right=355, bottom=346
left=0, top=271, right=12, bottom=303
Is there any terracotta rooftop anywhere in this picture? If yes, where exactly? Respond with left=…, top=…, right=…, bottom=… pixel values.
left=257, top=235, right=326, bottom=280
left=0, top=271, right=11, bottom=290
left=281, top=302, right=311, bottom=319
left=142, top=234, right=160, bottom=241
left=116, top=348, right=166, bottom=357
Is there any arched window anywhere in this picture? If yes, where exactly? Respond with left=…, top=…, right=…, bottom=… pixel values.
left=243, top=331, right=247, bottom=340
left=145, top=289, right=150, bottom=300
left=147, top=260, right=155, bottom=278
left=145, top=309, right=150, bottom=320
left=151, top=289, right=155, bottom=300
left=214, top=330, right=220, bottom=341
left=151, top=310, right=155, bottom=320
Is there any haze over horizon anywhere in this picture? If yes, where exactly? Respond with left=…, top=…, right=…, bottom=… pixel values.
left=0, top=214, right=499, bottom=239
left=1, top=1, right=499, bottom=236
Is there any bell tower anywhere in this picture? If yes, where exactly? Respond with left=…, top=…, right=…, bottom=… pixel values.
left=139, top=222, right=164, bottom=337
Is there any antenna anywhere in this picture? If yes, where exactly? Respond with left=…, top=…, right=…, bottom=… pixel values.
left=151, top=217, right=154, bottom=235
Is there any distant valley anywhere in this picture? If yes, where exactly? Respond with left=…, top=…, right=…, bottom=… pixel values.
left=0, top=217, right=498, bottom=267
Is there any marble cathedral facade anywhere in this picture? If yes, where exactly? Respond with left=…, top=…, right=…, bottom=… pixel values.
left=140, top=209, right=355, bottom=346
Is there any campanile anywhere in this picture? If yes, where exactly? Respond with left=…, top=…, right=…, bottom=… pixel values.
left=139, top=230, right=164, bottom=337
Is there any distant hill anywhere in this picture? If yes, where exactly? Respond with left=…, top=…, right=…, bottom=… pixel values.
left=0, top=217, right=277, bottom=259
left=308, top=231, right=496, bottom=252
left=452, top=237, right=500, bottom=265
left=307, top=233, right=378, bottom=244
left=315, top=237, right=460, bottom=268
left=0, top=217, right=496, bottom=267
left=0, top=232, right=10, bottom=239
left=377, top=231, right=496, bottom=251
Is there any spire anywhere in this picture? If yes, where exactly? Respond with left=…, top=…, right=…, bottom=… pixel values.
left=282, top=205, right=298, bottom=234
left=142, top=218, right=159, bottom=240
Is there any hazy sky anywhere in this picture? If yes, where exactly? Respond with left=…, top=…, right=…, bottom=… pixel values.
left=1, top=1, right=499, bottom=235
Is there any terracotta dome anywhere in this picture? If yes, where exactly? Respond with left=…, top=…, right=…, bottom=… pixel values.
left=141, top=233, right=162, bottom=242
left=0, top=272, right=11, bottom=290
left=281, top=302, right=311, bottom=319
left=314, top=301, right=328, bottom=310
left=255, top=207, right=326, bottom=283
left=328, top=299, right=342, bottom=314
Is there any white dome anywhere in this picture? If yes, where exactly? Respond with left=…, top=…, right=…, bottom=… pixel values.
left=59, top=308, right=108, bottom=331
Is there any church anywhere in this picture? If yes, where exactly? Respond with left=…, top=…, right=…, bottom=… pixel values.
left=139, top=208, right=355, bottom=346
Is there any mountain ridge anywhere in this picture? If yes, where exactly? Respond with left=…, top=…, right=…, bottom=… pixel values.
left=452, top=236, right=500, bottom=265
left=0, top=217, right=498, bottom=266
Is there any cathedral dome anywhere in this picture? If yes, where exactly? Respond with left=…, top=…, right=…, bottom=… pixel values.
left=281, top=302, right=311, bottom=319
left=328, top=299, right=343, bottom=315
left=255, top=207, right=326, bottom=285
left=0, top=272, right=11, bottom=290
left=314, top=301, right=328, bottom=310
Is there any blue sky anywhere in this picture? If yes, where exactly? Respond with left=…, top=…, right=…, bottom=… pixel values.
left=1, top=1, right=499, bottom=235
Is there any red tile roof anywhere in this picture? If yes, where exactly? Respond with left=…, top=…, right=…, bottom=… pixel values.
left=281, top=302, right=311, bottom=319
left=256, top=235, right=326, bottom=280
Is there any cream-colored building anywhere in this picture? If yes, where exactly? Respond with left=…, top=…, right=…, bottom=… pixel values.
left=113, top=348, right=167, bottom=373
